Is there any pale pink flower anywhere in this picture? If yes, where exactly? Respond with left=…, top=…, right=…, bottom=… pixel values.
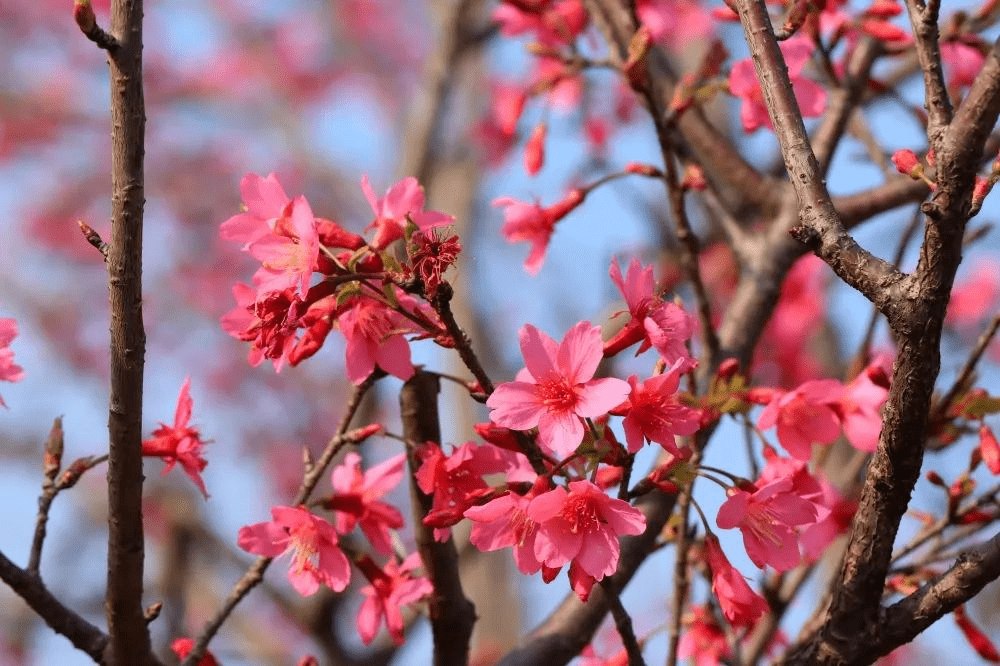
left=465, top=491, right=543, bottom=574
left=327, top=452, right=405, bottom=554
left=337, top=294, right=415, bottom=384
left=487, top=322, right=631, bottom=458
left=703, top=534, right=768, bottom=627
left=361, top=175, right=454, bottom=250
left=716, top=475, right=819, bottom=571
left=492, top=189, right=585, bottom=275
left=616, top=360, right=701, bottom=454
left=238, top=505, right=351, bottom=596
left=947, top=259, right=1000, bottom=330
left=220, top=171, right=290, bottom=247
left=605, top=258, right=697, bottom=367
left=356, top=552, right=433, bottom=645
left=0, top=314, right=25, bottom=409
left=249, top=195, right=320, bottom=297
left=142, top=377, right=209, bottom=498
left=757, top=379, right=843, bottom=460
left=835, top=356, right=890, bottom=452
left=729, top=37, right=826, bottom=133
left=528, top=480, right=646, bottom=579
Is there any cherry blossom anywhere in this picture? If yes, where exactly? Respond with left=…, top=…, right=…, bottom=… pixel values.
left=142, top=377, right=210, bottom=498
left=238, top=505, right=351, bottom=596
left=729, top=37, right=826, bottom=134
left=487, top=321, right=631, bottom=458
left=716, top=474, right=819, bottom=571
left=326, top=452, right=405, bottom=554
left=615, top=360, right=701, bottom=454
left=361, top=175, right=454, bottom=250
left=605, top=258, right=697, bottom=367
left=248, top=194, right=320, bottom=297
left=636, top=0, right=715, bottom=51
left=947, top=259, right=1000, bottom=330
left=493, top=0, right=588, bottom=47
left=703, top=534, right=768, bottom=627
left=800, top=478, right=857, bottom=561
left=355, top=552, right=433, bottom=645
left=528, top=480, right=646, bottom=580
left=835, top=356, right=890, bottom=452
left=221, top=284, right=304, bottom=372
left=171, top=638, right=219, bottom=666
left=492, top=189, right=585, bottom=275
left=0, top=312, right=25, bottom=409
left=219, top=171, right=290, bottom=247
left=677, top=606, right=730, bottom=666
left=465, top=490, right=543, bottom=574
left=336, top=294, right=416, bottom=384
left=757, top=379, right=843, bottom=460
left=473, top=80, right=527, bottom=165
left=980, top=424, right=1000, bottom=475
left=940, top=40, right=987, bottom=91
left=524, top=123, right=546, bottom=176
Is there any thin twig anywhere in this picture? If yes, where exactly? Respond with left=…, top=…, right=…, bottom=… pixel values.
left=600, top=577, right=647, bottom=666
left=930, top=312, right=1000, bottom=426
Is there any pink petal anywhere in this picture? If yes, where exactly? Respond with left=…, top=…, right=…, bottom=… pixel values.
left=519, top=324, right=559, bottom=380
left=556, top=321, right=603, bottom=384
left=575, top=377, right=632, bottom=418
left=237, top=521, right=290, bottom=557
left=487, top=381, right=545, bottom=430
left=357, top=593, right=383, bottom=645
left=383, top=177, right=424, bottom=219
left=537, top=409, right=584, bottom=458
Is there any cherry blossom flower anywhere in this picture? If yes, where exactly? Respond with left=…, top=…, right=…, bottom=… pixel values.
left=980, top=424, right=1000, bottom=475
left=677, top=606, right=730, bottom=666
left=487, top=321, right=631, bottom=458
left=835, top=356, right=890, bottom=452
left=954, top=605, right=1000, bottom=662
left=947, top=259, right=1000, bottom=330
left=716, top=474, right=819, bottom=571
left=757, top=379, right=843, bottom=460
left=238, top=505, right=351, bottom=596
left=248, top=195, right=320, bottom=297
left=337, top=294, right=416, bottom=384
left=492, top=189, right=585, bottom=275
left=406, top=229, right=461, bottom=297
left=493, top=0, right=588, bottom=47
left=219, top=171, right=290, bottom=247
left=473, top=80, right=527, bottom=165
left=465, top=491, right=543, bottom=574
left=941, top=40, right=987, bottom=91
left=221, top=283, right=304, bottom=372
left=528, top=480, right=646, bottom=580
left=415, top=441, right=511, bottom=540
left=800, top=478, right=856, bottom=560
left=356, top=552, right=433, bottom=645
left=0, top=312, right=25, bottom=409
left=728, top=37, right=826, bottom=134
left=326, top=452, right=405, bottom=554
left=361, top=175, right=454, bottom=250
left=171, top=638, right=219, bottom=666
left=636, top=0, right=715, bottom=51
left=524, top=123, right=546, bottom=175
left=142, top=377, right=210, bottom=498
left=605, top=258, right=697, bottom=367
left=615, top=360, right=701, bottom=454
left=703, top=534, right=768, bottom=627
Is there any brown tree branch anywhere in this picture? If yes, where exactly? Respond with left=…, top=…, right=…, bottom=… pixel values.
left=101, top=0, right=150, bottom=661
left=401, top=370, right=476, bottom=666
left=902, top=0, right=952, bottom=147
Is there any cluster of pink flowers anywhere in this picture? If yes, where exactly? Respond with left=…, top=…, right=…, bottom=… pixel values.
left=0, top=307, right=24, bottom=408
left=219, top=172, right=456, bottom=382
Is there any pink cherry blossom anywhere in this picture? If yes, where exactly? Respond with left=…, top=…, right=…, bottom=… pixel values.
left=219, top=171, right=290, bottom=247
left=327, top=452, right=405, bottom=554
left=171, top=638, right=219, bottom=666
left=0, top=313, right=25, bottom=409
left=465, top=491, right=543, bottom=574
left=757, top=379, right=843, bottom=460
left=355, top=552, right=433, bottom=645
left=337, top=294, right=416, bottom=384
left=716, top=475, right=819, bottom=571
left=237, top=505, right=351, bottom=596
left=220, top=283, right=304, bottom=372
left=616, top=360, right=701, bottom=454
left=800, top=478, right=857, bottom=561
left=487, top=321, right=631, bottom=458
left=248, top=195, right=320, bottom=297
left=493, top=0, right=588, bottom=47
left=415, top=441, right=512, bottom=540
left=524, top=123, right=546, bottom=175
left=636, top=0, right=715, bottom=51
left=729, top=37, right=826, bottom=134
left=677, top=606, right=730, bottom=666
left=605, top=258, right=697, bottom=367
left=361, top=175, right=454, bottom=250
left=142, top=377, right=210, bottom=498
left=835, top=356, right=890, bottom=452
left=980, top=424, right=1000, bottom=475
left=492, top=189, right=585, bottom=275
left=703, top=534, right=768, bottom=627
left=941, top=40, right=986, bottom=91
left=947, top=259, right=1000, bottom=330
left=528, top=480, right=646, bottom=579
